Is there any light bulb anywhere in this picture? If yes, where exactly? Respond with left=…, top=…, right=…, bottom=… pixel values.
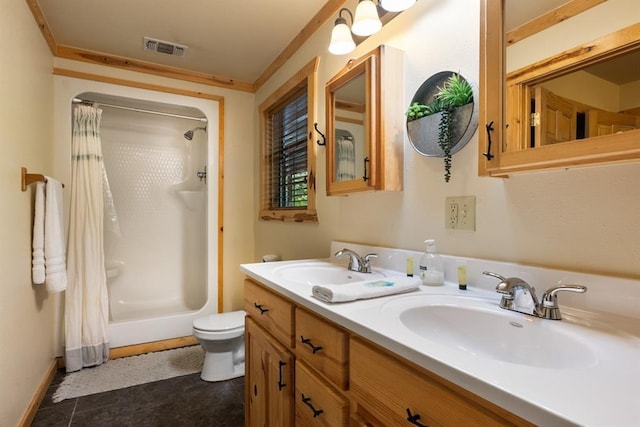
left=329, top=18, right=356, bottom=55
left=351, top=0, right=382, bottom=36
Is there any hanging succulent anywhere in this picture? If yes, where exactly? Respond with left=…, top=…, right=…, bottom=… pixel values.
left=405, top=73, right=473, bottom=182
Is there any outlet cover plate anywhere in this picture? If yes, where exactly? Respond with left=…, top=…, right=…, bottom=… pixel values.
left=446, top=196, right=476, bottom=231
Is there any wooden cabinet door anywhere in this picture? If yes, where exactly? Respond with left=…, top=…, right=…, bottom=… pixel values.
left=245, top=317, right=294, bottom=427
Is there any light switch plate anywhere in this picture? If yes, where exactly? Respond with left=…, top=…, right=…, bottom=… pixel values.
left=445, top=196, right=476, bottom=231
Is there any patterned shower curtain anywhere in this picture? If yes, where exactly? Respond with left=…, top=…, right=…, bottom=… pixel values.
left=65, top=104, right=110, bottom=372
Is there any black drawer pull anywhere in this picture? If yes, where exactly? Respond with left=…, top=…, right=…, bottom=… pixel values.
left=301, top=394, right=324, bottom=418
left=277, top=361, right=287, bottom=391
left=406, top=408, right=427, bottom=426
left=300, top=336, right=323, bottom=354
left=253, top=302, right=269, bottom=315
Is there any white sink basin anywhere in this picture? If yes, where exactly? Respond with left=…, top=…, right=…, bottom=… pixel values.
left=271, top=261, right=387, bottom=286
left=384, top=295, right=599, bottom=369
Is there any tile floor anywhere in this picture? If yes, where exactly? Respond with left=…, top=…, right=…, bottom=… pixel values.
left=31, top=368, right=245, bottom=427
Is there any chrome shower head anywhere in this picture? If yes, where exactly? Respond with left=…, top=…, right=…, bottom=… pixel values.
left=184, top=126, right=206, bottom=141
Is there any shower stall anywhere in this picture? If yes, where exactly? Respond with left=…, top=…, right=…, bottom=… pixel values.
left=54, top=80, right=219, bottom=350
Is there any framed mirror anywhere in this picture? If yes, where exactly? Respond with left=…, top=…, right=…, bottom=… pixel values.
left=326, top=45, right=404, bottom=195
left=479, top=0, right=640, bottom=176
left=327, top=64, right=370, bottom=188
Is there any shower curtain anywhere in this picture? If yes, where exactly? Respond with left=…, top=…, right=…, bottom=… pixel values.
left=65, top=104, right=110, bottom=372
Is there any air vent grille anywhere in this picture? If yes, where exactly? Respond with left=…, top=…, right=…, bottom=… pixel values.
left=143, top=37, right=188, bottom=57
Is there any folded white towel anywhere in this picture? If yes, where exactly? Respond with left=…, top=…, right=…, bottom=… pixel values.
left=32, top=182, right=46, bottom=284
left=44, top=177, right=67, bottom=293
left=312, top=276, right=420, bottom=303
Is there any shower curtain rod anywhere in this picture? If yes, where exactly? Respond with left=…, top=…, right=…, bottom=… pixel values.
left=72, top=98, right=208, bottom=123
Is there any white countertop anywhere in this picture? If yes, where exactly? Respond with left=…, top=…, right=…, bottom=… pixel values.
left=241, top=243, right=640, bottom=426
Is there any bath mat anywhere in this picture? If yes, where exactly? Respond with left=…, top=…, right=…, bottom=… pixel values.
left=53, top=345, right=204, bottom=402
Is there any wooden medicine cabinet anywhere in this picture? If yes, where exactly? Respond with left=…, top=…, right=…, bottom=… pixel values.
left=326, top=45, right=404, bottom=195
left=479, top=0, right=640, bottom=177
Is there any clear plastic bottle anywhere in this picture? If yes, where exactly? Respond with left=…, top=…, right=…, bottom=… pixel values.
left=419, top=239, right=444, bottom=286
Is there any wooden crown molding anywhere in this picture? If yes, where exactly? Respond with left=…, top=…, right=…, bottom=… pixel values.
left=27, top=0, right=346, bottom=93
left=506, top=0, right=607, bottom=46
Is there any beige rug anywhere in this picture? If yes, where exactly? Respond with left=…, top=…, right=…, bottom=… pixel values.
left=53, top=345, right=204, bottom=402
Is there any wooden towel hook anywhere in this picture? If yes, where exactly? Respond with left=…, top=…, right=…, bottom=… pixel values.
left=21, top=167, right=65, bottom=191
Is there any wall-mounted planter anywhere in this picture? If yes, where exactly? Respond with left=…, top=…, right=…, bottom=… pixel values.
left=406, top=71, right=478, bottom=158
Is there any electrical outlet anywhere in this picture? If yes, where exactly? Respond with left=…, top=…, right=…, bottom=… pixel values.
left=445, top=196, right=476, bottom=231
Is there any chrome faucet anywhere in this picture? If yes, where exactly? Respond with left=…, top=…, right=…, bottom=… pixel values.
left=483, top=271, right=587, bottom=320
left=334, top=248, right=377, bottom=273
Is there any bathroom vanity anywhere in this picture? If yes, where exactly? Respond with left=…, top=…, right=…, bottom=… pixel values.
left=242, top=242, right=640, bottom=426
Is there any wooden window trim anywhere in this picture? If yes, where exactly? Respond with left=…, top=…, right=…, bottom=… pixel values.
left=259, top=57, right=319, bottom=223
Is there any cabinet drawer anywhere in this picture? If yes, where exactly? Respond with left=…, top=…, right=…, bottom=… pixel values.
left=295, top=308, right=349, bottom=390
left=244, top=279, right=294, bottom=347
left=295, top=360, right=349, bottom=427
left=350, top=338, right=533, bottom=427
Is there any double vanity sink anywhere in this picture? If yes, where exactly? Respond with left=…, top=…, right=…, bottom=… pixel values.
left=242, top=243, right=640, bottom=426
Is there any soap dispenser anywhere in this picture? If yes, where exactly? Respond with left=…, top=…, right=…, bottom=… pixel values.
left=419, top=239, right=444, bottom=286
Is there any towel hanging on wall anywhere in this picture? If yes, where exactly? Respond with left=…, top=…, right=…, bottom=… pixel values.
left=32, top=177, right=68, bottom=292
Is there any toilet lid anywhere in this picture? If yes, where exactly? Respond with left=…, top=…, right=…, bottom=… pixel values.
left=193, top=310, right=246, bottom=332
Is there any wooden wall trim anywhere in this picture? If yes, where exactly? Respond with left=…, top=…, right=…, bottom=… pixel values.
left=53, top=68, right=225, bottom=101
left=109, top=336, right=199, bottom=359
left=506, top=0, right=607, bottom=46
left=218, top=98, right=225, bottom=313
left=18, top=359, right=58, bottom=427
left=55, top=45, right=254, bottom=93
left=25, top=0, right=57, bottom=54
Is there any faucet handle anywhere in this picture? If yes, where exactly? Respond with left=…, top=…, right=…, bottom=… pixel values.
left=361, top=253, right=378, bottom=273
left=482, top=271, right=507, bottom=282
left=542, top=284, right=587, bottom=307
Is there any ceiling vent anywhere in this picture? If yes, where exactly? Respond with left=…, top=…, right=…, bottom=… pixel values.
left=143, top=37, right=188, bottom=57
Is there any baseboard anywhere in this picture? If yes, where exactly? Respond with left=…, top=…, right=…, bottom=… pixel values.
left=18, top=359, right=58, bottom=427
left=109, top=335, right=198, bottom=360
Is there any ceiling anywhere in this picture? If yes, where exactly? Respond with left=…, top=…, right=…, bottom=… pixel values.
left=36, top=0, right=333, bottom=89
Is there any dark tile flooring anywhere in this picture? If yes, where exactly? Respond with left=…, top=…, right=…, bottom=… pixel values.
left=32, top=368, right=245, bottom=427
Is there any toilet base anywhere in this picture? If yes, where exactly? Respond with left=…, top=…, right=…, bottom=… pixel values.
left=199, top=342, right=245, bottom=382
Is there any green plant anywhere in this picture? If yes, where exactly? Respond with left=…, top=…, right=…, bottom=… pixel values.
left=405, top=73, right=473, bottom=182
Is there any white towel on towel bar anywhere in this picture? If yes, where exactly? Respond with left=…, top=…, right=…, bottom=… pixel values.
left=31, top=177, right=67, bottom=292
left=32, top=182, right=46, bottom=284
left=312, top=276, right=421, bottom=303
left=43, top=177, right=68, bottom=293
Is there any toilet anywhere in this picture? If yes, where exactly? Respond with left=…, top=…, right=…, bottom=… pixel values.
left=192, top=310, right=246, bottom=382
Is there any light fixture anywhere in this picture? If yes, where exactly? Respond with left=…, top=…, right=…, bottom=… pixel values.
left=351, top=0, right=383, bottom=36
left=379, top=0, right=416, bottom=12
left=329, top=8, right=356, bottom=55
left=329, top=0, right=415, bottom=55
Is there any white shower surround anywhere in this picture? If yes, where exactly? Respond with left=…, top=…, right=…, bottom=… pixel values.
left=53, top=76, right=219, bottom=350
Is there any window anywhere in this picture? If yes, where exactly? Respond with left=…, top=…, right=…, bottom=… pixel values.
left=259, top=57, right=318, bottom=222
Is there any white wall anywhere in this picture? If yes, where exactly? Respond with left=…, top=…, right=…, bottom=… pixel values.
left=0, top=1, right=56, bottom=425
left=253, top=0, right=640, bottom=279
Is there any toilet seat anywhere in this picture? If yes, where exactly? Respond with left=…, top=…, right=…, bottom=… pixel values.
left=193, top=310, right=246, bottom=332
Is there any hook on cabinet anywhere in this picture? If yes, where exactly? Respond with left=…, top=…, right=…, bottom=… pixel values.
left=313, top=123, right=326, bottom=146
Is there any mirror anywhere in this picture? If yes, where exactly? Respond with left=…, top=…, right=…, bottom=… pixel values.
left=326, top=52, right=374, bottom=195
left=505, top=0, right=640, bottom=153
left=332, top=73, right=367, bottom=182
left=479, top=0, right=640, bottom=176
